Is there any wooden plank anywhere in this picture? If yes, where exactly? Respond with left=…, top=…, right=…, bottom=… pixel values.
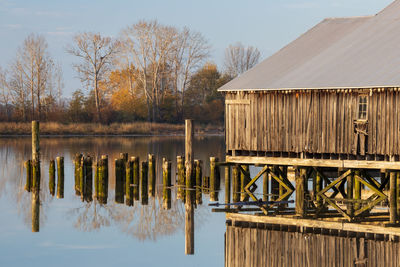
left=225, top=99, right=250, bottom=105
left=226, top=213, right=400, bottom=236
left=226, top=155, right=400, bottom=170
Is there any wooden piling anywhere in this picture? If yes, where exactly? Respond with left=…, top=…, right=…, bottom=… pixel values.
left=132, top=157, right=139, bottom=201
left=210, top=157, right=219, bottom=201
left=389, top=171, right=397, bottom=224
left=84, top=156, right=93, bottom=202
left=119, top=153, right=128, bottom=194
left=32, top=121, right=39, bottom=162
left=295, top=167, right=306, bottom=218
left=126, top=159, right=134, bottom=206
left=141, top=161, right=148, bottom=205
left=240, top=165, right=250, bottom=201
left=195, top=160, right=202, bottom=205
left=271, top=166, right=280, bottom=201
left=354, top=170, right=361, bottom=211
left=24, top=160, right=32, bottom=192
left=315, top=169, right=323, bottom=209
left=225, top=165, right=231, bottom=204
left=185, top=120, right=194, bottom=206
left=94, top=161, right=99, bottom=200
left=177, top=156, right=185, bottom=200
left=263, top=168, right=269, bottom=203
left=79, top=157, right=85, bottom=201
left=397, top=172, right=400, bottom=219
left=31, top=159, right=40, bottom=193
left=148, top=154, right=156, bottom=197
left=232, top=165, right=240, bottom=203
left=347, top=170, right=354, bottom=219
left=115, top=158, right=124, bottom=204
left=74, top=153, right=83, bottom=195
left=56, top=157, right=64, bottom=199
left=162, top=158, right=172, bottom=210
left=98, top=155, right=108, bottom=204
left=49, top=159, right=55, bottom=196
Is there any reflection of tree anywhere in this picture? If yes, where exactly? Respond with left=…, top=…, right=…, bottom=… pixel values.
left=68, top=190, right=211, bottom=242
left=67, top=200, right=111, bottom=231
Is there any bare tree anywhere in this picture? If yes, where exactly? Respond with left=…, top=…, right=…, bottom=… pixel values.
left=170, top=27, right=210, bottom=120
left=10, top=34, right=55, bottom=120
left=224, top=42, right=261, bottom=78
left=120, top=20, right=178, bottom=122
left=67, top=32, right=119, bottom=122
left=0, top=67, right=12, bottom=120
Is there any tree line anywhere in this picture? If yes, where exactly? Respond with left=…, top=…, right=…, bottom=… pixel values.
left=0, top=20, right=261, bottom=124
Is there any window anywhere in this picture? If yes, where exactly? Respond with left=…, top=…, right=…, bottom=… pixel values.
left=358, top=94, right=368, bottom=120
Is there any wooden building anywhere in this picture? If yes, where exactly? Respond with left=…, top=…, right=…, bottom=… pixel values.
left=219, top=1, right=400, bottom=169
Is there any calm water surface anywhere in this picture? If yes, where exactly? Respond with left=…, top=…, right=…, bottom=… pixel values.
left=0, top=136, right=226, bottom=267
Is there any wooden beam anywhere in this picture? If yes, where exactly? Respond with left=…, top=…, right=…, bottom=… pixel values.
left=226, top=156, right=400, bottom=170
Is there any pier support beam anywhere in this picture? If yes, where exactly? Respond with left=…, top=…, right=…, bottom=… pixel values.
left=295, top=167, right=307, bottom=218
left=390, top=171, right=398, bottom=224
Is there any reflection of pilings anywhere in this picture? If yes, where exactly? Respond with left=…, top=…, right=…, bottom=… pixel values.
left=74, top=153, right=83, bottom=195
left=24, top=160, right=32, bottom=192
left=56, top=157, right=64, bottom=199
left=185, top=202, right=194, bottom=255
left=32, top=190, right=40, bottom=232
left=148, top=154, right=156, bottom=197
left=132, top=157, right=139, bottom=201
left=162, top=158, right=171, bottom=210
left=141, top=161, right=148, bottom=205
left=84, top=156, right=93, bottom=202
left=177, top=156, right=185, bottom=200
left=126, top=158, right=134, bottom=206
left=49, top=159, right=55, bottom=196
left=115, top=158, right=124, bottom=204
left=195, top=160, right=202, bottom=205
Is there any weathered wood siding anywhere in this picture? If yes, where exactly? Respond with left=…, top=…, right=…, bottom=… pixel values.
left=225, top=89, right=400, bottom=157
left=225, top=225, right=400, bottom=267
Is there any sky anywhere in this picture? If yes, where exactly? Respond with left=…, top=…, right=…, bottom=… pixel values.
left=0, top=0, right=394, bottom=97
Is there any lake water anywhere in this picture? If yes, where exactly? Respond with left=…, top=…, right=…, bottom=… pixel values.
left=0, top=136, right=227, bottom=267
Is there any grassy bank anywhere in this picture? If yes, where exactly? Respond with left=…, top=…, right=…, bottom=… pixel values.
left=0, top=122, right=223, bottom=136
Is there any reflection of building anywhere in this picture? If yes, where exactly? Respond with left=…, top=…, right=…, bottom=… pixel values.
left=217, top=2, right=400, bottom=225
left=225, top=221, right=400, bottom=267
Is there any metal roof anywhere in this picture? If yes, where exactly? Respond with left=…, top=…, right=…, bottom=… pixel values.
left=218, top=0, right=400, bottom=91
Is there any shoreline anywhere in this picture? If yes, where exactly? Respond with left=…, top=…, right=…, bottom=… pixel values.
left=0, top=122, right=224, bottom=137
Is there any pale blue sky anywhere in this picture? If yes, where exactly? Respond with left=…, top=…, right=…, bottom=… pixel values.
left=0, top=0, right=393, bottom=96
